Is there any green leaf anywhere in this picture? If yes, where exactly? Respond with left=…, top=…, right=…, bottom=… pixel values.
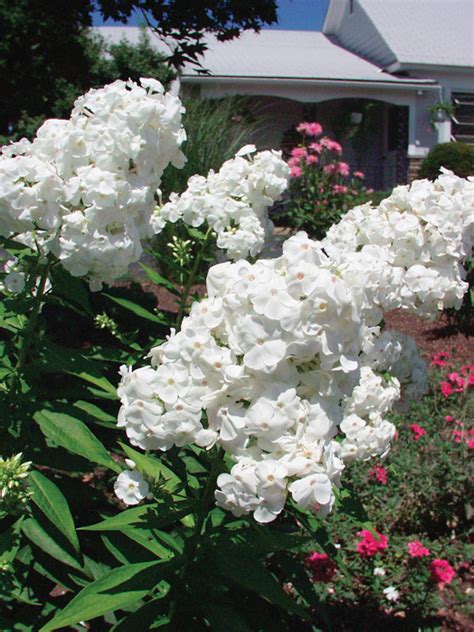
left=81, top=503, right=192, bottom=532
left=29, top=471, right=80, bottom=553
left=80, top=505, right=156, bottom=532
left=139, top=264, right=181, bottom=297
left=105, top=294, right=166, bottom=324
left=40, top=560, right=167, bottom=631
left=70, top=371, right=117, bottom=396
left=111, top=597, right=169, bottom=632
left=34, top=410, right=121, bottom=473
left=73, top=400, right=117, bottom=426
left=50, top=267, right=92, bottom=315
left=120, top=445, right=181, bottom=491
left=21, top=518, right=82, bottom=571
left=211, top=544, right=309, bottom=620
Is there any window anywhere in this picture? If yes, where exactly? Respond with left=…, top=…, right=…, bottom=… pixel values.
left=451, top=93, right=474, bottom=144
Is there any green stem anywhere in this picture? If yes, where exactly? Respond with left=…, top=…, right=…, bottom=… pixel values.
left=167, top=448, right=222, bottom=627
left=176, top=227, right=213, bottom=330
left=15, top=261, right=52, bottom=378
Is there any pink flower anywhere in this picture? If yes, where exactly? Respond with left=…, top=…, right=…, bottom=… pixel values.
left=305, top=551, right=337, bottom=582
left=368, top=465, right=388, bottom=485
left=305, top=154, right=319, bottom=165
left=445, top=415, right=454, bottom=422
left=452, top=429, right=463, bottom=443
left=429, top=559, right=456, bottom=587
left=466, top=429, right=474, bottom=449
left=441, top=381, right=454, bottom=397
left=290, top=147, right=307, bottom=159
left=460, top=363, right=473, bottom=376
left=409, top=424, right=427, bottom=440
left=367, top=188, right=374, bottom=193
left=320, top=137, right=342, bottom=153
left=290, top=166, right=302, bottom=178
left=407, top=540, right=430, bottom=558
left=353, top=170, right=365, bottom=179
left=432, top=352, right=450, bottom=368
left=287, top=156, right=301, bottom=168
left=296, top=121, right=323, bottom=137
left=356, top=530, right=388, bottom=557
left=323, top=163, right=336, bottom=175
left=333, top=184, right=348, bottom=194
left=309, top=142, right=322, bottom=153
left=335, top=161, right=350, bottom=176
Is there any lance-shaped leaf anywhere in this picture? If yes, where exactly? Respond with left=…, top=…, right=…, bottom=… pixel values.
left=40, top=560, right=170, bottom=631
left=34, top=410, right=121, bottom=473
left=29, top=470, right=80, bottom=553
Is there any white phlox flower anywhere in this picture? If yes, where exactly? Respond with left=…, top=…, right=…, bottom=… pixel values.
left=116, top=174, right=472, bottom=522
left=152, top=147, right=290, bottom=259
left=0, top=79, right=186, bottom=289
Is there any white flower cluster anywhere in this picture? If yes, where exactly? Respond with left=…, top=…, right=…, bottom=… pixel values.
left=0, top=79, right=186, bottom=289
left=116, top=225, right=438, bottom=522
left=323, top=169, right=474, bottom=317
left=151, top=145, right=290, bottom=259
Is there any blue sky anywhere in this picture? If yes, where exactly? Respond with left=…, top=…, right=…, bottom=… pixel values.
left=92, top=0, right=330, bottom=31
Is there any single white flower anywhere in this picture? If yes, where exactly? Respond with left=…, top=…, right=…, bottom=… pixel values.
left=383, top=585, right=400, bottom=602
left=114, top=470, right=149, bottom=506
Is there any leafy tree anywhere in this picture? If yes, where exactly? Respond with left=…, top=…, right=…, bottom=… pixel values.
left=0, top=0, right=277, bottom=140
left=98, top=0, right=278, bottom=67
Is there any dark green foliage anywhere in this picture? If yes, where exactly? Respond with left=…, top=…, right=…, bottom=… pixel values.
left=0, top=0, right=277, bottom=141
left=419, top=142, right=474, bottom=180
left=98, top=0, right=278, bottom=66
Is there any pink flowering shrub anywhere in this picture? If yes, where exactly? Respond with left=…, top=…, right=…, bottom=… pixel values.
left=284, top=121, right=372, bottom=239
left=293, top=359, right=471, bottom=628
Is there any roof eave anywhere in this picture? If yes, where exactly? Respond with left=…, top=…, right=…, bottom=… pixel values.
left=322, top=0, right=347, bottom=34
left=181, top=75, right=439, bottom=90
left=387, top=61, right=474, bottom=73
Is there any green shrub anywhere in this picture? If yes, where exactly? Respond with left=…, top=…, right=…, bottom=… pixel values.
left=419, top=142, right=474, bottom=180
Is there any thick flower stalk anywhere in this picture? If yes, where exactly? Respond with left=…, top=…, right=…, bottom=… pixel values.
left=0, top=78, right=186, bottom=290
left=151, top=145, right=290, bottom=260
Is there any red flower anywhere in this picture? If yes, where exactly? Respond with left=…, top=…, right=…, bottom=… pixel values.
left=356, top=530, right=388, bottom=557
left=441, top=381, right=454, bottom=397
left=432, top=352, right=450, bottom=368
left=409, top=423, right=427, bottom=440
left=305, top=551, right=337, bottom=582
left=368, top=465, right=388, bottom=485
left=429, top=559, right=456, bottom=587
left=407, top=540, right=430, bottom=558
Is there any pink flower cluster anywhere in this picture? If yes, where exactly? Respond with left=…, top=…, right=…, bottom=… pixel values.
left=431, top=352, right=450, bottom=368
left=407, top=540, right=430, bottom=558
left=356, top=530, right=389, bottom=557
left=323, top=161, right=350, bottom=177
left=440, top=364, right=473, bottom=397
left=447, top=418, right=474, bottom=448
left=296, top=121, right=323, bottom=137
left=306, top=551, right=337, bottom=583
left=368, top=464, right=388, bottom=485
left=429, top=559, right=456, bottom=588
left=409, top=423, right=427, bottom=440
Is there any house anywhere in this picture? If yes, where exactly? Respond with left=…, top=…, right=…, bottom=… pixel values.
left=96, top=0, right=474, bottom=189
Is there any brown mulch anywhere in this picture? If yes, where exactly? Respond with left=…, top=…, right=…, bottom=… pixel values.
left=385, top=310, right=473, bottom=365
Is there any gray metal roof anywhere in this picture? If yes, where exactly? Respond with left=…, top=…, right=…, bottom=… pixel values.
left=95, top=27, right=435, bottom=85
